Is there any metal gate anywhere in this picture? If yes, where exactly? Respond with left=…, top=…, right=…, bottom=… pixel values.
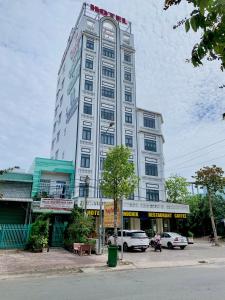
left=0, top=224, right=31, bottom=249
left=51, top=223, right=66, bottom=247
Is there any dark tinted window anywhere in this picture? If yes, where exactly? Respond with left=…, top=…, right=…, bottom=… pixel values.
left=145, top=163, right=158, bottom=176
left=144, top=117, right=155, bottom=128
left=86, top=39, right=94, bottom=50
left=83, top=102, right=92, bottom=115
left=131, top=232, right=147, bottom=238
left=103, top=47, right=115, bottom=59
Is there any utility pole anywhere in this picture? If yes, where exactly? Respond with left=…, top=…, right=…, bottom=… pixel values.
left=84, top=175, right=90, bottom=214
left=98, top=121, right=115, bottom=254
left=120, top=197, right=124, bottom=260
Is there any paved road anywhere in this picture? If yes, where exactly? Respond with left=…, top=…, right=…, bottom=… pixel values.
left=1, top=263, right=225, bottom=300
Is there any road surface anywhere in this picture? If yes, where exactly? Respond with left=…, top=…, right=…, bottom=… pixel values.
left=1, top=263, right=225, bottom=300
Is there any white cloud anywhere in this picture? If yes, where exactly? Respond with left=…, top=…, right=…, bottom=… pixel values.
left=0, top=0, right=224, bottom=180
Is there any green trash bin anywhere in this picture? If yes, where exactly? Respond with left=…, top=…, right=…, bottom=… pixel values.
left=107, top=245, right=118, bottom=267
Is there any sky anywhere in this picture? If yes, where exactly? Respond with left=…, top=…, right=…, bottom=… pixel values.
left=0, top=0, right=224, bottom=180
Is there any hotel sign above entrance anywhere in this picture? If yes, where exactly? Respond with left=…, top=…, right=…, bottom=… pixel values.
left=90, top=4, right=128, bottom=24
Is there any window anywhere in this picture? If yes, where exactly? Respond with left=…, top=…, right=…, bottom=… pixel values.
left=125, top=135, right=133, bottom=147
left=85, top=80, right=93, bottom=91
left=61, top=78, right=65, bottom=89
left=144, top=139, right=157, bottom=152
left=146, top=189, right=159, bottom=201
left=60, top=95, right=63, bottom=107
left=57, top=130, right=60, bottom=142
left=81, top=154, right=90, bottom=168
left=55, top=105, right=59, bottom=117
left=128, top=193, right=134, bottom=200
left=101, top=108, right=114, bottom=121
left=51, top=139, right=55, bottom=150
left=124, top=71, right=131, bottom=81
left=102, top=86, right=114, bottom=98
left=58, top=112, right=62, bottom=124
left=101, top=132, right=114, bottom=145
left=86, top=39, right=94, bottom=50
left=144, top=116, right=155, bottom=128
left=82, top=127, right=91, bottom=141
left=55, top=150, right=59, bottom=160
left=124, top=52, right=131, bottom=62
left=125, top=91, right=132, bottom=102
left=40, top=179, right=50, bottom=195
left=145, top=163, right=158, bottom=176
left=85, top=59, right=93, bottom=69
left=102, top=66, right=114, bottom=78
left=125, top=112, right=132, bottom=124
left=83, top=102, right=92, bottom=115
left=102, top=47, right=115, bottom=59
left=79, top=183, right=88, bottom=197
left=100, top=157, right=106, bottom=170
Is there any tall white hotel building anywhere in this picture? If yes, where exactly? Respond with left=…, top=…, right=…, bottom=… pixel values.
left=50, top=3, right=188, bottom=232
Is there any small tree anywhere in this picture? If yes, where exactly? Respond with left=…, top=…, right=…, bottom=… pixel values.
left=166, top=175, right=190, bottom=203
left=164, top=0, right=225, bottom=73
left=193, top=165, right=225, bottom=246
left=64, top=207, right=93, bottom=247
left=100, top=146, right=139, bottom=244
left=27, top=214, right=50, bottom=251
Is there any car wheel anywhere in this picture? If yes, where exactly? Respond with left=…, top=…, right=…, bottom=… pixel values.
left=180, top=246, right=186, bottom=250
left=150, top=241, right=154, bottom=248
left=123, top=242, right=128, bottom=252
left=141, top=248, right=146, bottom=252
left=167, top=242, right=173, bottom=249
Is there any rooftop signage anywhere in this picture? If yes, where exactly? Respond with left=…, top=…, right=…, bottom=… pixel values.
left=76, top=198, right=190, bottom=214
left=90, top=4, right=128, bottom=24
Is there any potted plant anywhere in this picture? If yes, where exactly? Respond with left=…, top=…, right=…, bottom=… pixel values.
left=27, top=214, right=50, bottom=252
left=64, top=207, right=93, bottom=251
left=39, top=236, right=49, bottom=252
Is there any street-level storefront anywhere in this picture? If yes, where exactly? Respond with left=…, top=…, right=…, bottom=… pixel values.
left=77, top=198, right=189, bottom=235
left=32, top=198, right=75, bottom=246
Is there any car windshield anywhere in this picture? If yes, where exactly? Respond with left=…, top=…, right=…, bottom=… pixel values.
left=131, top=232, right=147, bottom=238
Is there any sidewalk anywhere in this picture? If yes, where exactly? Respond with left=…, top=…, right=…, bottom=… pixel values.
left=0, top=240, right=225, bottom=279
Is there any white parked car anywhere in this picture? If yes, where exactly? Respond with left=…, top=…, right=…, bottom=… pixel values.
left=150, top=232, right=188, bottom=250
left=108, top=230, right=150, bottom=252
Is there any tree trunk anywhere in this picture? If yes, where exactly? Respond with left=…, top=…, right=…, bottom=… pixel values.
left=208, top=192, right=219, bottom=246
left=113, top=198, right=118, bottom=245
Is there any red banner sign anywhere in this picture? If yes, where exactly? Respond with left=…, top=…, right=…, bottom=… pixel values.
left=90, top=4, right=128, bottom=24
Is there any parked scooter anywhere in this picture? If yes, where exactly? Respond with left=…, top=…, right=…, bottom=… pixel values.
left=154, top=239, right=162, bottom=252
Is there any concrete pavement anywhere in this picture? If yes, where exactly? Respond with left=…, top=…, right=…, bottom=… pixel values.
left=0, top=240, right=225, bottom=279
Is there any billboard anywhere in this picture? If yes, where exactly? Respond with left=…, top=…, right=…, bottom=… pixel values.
left=104, top=201, right=121, bottom=228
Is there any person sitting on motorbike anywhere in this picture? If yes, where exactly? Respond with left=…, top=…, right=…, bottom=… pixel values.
left=154, top=232, right=161, bottom=244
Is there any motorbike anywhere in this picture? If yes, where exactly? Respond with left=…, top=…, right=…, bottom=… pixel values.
left=154, top=239, right=162, bottom=252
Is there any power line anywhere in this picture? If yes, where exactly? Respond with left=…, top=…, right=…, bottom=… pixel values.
left=166, top=147, right=222, bottom=169
left=166, top=138, right=225, bottom=163
left=166, top=153, right=225, bottom=173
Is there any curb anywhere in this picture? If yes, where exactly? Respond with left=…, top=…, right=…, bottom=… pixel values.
left=1, top=258, right=225, bottom=280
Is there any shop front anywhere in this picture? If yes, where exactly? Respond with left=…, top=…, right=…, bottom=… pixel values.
left=77, top=198, right=189, bottom=236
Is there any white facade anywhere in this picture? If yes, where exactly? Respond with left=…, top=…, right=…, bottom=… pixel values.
left=50, top=3, right=165, bottom=203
